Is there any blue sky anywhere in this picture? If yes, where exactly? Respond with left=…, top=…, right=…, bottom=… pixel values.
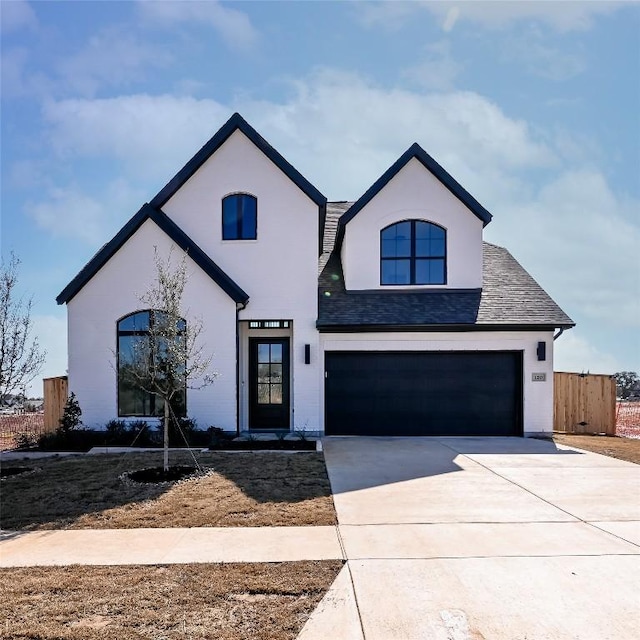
left=1, top=0, right=639, bottom=394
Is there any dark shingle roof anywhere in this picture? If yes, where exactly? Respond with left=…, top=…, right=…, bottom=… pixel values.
left=320, top=201, right=353, bottom=272
left=317, top=242, right=574, bottom=331
left=57, top=204, right=249, bottom=306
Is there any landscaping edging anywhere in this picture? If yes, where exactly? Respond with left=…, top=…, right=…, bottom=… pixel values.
left=1, top=441, right=323, bottom=460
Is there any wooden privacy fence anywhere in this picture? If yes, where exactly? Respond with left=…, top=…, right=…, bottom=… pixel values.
left=43, top=376, right=68, bottom=430
left=554, top=372, right=616, bottom=435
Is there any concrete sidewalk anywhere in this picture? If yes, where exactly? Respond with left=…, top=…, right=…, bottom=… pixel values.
left=0, top=526, right=343, bottom=567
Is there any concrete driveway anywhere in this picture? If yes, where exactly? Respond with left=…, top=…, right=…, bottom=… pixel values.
left=313, top=436, right=640, bottom=640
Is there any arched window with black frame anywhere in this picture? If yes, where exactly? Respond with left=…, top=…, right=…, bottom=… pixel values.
left=117, top=310, right=186, bottom=417
left=222, top=193, right=257, bottom=240
left=380, top=220, right=446, bottom=285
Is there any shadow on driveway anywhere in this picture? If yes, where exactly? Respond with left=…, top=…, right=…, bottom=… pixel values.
left=322, top=436, right=582, bottom=495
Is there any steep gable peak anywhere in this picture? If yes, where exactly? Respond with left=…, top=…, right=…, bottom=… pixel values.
left=150, top=112, right=326, bottom=209
left=337, top=142, right=492, bottom=247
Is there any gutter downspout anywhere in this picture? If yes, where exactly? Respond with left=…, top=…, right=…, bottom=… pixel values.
left=235, top=301, right=248, bottom=436
left=553, top=327, right=565, bottom=341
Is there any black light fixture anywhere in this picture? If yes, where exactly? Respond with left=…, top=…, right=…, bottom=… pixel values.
left=537, top=341, right=546, bottom=361
left=304, top=344, right=311, bottom=364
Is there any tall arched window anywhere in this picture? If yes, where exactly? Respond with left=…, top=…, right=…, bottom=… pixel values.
left=117, top=311, right=186, bottom=417
left=380, top=220, right=446, bottom=285
left=222, top=193, right=257, bottom=240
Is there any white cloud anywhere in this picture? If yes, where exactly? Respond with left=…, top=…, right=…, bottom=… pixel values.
left=485, top=169, right=640, bottom=330
left=554, top=331, right=622, bottom=375
left=42, top=94, right=230, bottom=182
left=41, top=71, right=556, bottom=204
left=359, top=1, right=625, bottom=33
left=55, top=27, right=173, bottom=97
left=137, top=0, right=258, bottom=52
left=24, top=179, right=146, bottom=246
left=240, top=70, right=556, bottom=199
left=0, top=0, right=37, bottom=34
left=442, top=7, right=460, bottom=32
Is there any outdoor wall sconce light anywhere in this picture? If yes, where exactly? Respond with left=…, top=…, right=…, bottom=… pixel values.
left=304, top=344, right=311, bottom=364
left=537, top=341, right=546, bottom=361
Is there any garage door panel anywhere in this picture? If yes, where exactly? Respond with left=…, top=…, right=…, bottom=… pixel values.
left=325, top=351, right=522, bottom=437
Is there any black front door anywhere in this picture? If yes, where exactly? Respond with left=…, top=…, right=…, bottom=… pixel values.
left=249, top=338, right=290, bottom=429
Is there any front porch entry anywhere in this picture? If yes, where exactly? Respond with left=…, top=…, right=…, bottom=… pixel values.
left=239, top=320, right=293, bottom=431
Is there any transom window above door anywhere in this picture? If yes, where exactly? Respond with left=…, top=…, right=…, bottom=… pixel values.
left=222, top=193, right=257, bottom=240
left=380, top=220, right=446, bottom=285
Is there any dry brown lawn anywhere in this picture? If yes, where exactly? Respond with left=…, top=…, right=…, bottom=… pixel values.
left=0, top=451, right=336, bottom=530
left=0, top=561, right=343, bottom=640
left=553, top=434, right=640, bottom=464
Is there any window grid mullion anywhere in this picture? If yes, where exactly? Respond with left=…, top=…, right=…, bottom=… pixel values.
left=410, top=220, right=416, bottom=285
left=236, top=196, right=243, bottom=238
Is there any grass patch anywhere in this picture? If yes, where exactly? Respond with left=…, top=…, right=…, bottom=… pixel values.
left=553, top=434, right=640, bottom=464
left=0, top=560, right=343, bottom=640
left=0, top=451, right=336, bottom=530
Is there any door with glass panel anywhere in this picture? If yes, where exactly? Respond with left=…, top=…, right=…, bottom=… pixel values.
left=249, top=338, right=290, bottom=429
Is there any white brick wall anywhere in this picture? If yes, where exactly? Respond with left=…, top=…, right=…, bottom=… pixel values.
left=67, top=220, right=238, bottom=430
left=343, top=158, right=484, bottom=290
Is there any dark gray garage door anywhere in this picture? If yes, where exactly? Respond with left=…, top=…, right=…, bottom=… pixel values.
left=325, top=351, right=522, bottom=436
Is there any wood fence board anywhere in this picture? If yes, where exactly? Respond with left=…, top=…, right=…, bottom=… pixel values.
left=43, top=376, right=68, bottom=431
left=554, top=372, right=615, bottom=435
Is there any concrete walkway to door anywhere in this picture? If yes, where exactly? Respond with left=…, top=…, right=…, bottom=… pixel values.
left=307, top=436, right=640, bottom=640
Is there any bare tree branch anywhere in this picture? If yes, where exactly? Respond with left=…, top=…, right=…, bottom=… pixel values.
left=119, top=247, right=216, bottom=470
left=0, top=253, right=46, bottom=400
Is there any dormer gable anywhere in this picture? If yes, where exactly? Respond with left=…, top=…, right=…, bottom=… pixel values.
left=337, top=142, right=492, bottom=241
left=338, top=144, right=491, bottom=291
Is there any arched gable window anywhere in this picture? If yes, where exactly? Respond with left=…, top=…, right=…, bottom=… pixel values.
left=380, top=220, right=446, bottom=285
left=222, top=193, right=257, bottom=240
left=117, top=310, right=186, bottom=417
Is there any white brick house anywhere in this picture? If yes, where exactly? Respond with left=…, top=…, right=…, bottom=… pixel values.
left=57, top=113, right=574, bottom=437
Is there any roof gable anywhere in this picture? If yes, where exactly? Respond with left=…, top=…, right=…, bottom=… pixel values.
left=56, top=204, right=249, bottom=306
left=336, top=143, right=492, bottom=248
left=150, top=112, right=326, bottom=209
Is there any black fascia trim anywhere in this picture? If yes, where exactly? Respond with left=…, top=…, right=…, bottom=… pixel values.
left=56, top=204, right=150, bottom=305
left=336, top=143, right=493, bottom=250
left=57, top=203, right=250, bottom=306
left=150, top=112, right=327, bottom=210
left=316, top=323, right=573, bottom=333
left=148, top=207, right=249, bottom=304
left=318, top=201, right=327, bottom=257
left=344, top=287, right=482, bottom=295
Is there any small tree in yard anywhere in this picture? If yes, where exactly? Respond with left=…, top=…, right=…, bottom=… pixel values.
left=59, top=392, right=82, bottom=434
left=613, top=371, right=639, bottom=400
left=121, top=248, right=214, bottom=473
left=0, top=253, right=46, bottom=399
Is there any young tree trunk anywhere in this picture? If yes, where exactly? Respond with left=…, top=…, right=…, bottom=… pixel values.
left=163, top=399, right=170, bottom=473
